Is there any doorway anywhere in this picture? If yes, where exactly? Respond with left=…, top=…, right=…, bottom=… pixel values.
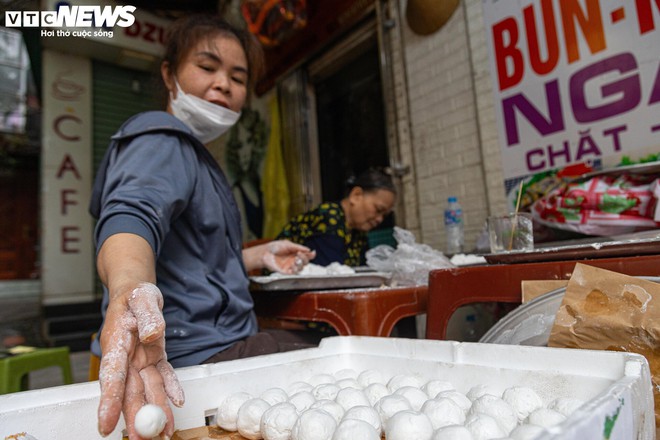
left=307, top=21, right=395, bottom=241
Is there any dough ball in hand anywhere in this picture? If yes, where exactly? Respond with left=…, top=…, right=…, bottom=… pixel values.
left=134, top=404, right=167, bottom=439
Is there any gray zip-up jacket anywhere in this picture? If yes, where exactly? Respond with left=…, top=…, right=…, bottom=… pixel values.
left=89, top=111, right=257, bottom=367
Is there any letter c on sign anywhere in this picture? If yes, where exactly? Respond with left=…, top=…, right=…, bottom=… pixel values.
left=53, top=114, right=82, bottom=141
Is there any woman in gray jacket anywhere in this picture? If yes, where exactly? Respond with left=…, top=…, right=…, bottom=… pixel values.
left=90, top=15, right=315, bottom=439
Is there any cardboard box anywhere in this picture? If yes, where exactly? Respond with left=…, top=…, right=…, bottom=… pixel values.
left=0, top=336, right=654, bottom=439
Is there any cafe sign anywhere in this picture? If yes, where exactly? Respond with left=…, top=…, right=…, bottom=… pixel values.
left=482, top=0, right=660, bottom=179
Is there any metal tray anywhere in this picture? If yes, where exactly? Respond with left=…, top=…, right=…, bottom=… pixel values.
left=249, top=272, right=392, bottom=291
left=483, top=232, right=660, bottom=264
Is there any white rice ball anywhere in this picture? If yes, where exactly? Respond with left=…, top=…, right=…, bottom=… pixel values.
left=311, top=399, right=345, bottom=424
left=237, top=398, right=271, bottom=439
left=260, top=402, right=298, bottom=440
left=387, top=374, right=423, bottom=392
left=332, top=419, right=380, bottom=440
left=435, top=390, right=472, bottom=412
left=260, top=388, right=289, bottom=406
left=291, top=408, right=337, bottom=440
left=289, top=391, right=316, bottom=413
left=466, top=384, right=500, bottom=401
left=421, top=397, right=465, bottom=429
left=342, top=405, right=382, bottom=435
left=335, top=387, right=370, bottom=411
left=334, top=368, right=358, bottom=380
left=364, top=383, right=390, bottom=406
left=525, top=408, right=566, bottom=428
left=216, top=392, right=252, bottom=431
left=464, top=412, right=506, bottom=440
left=134, top=404, right=167, bottom=439
left=422, top=379, right=455, bottom=398
left=394, top=385, right=430, bottom=411
left=336, top=378, right=361, bottom=390
left=468, top=394, right=517, bottom=434
left=510, top=423, right=547, bottom=440
left=374, top=394, right=413, bottom=426
left=502, top=387, right=543, bottom=421
left=313, top=383, right=341, bottom=401
left=385, top=410, right=433, bottom=440
left=288, top=381, right=314, bottom=395
left=432, top=425, right=475, bottom=440
left=357, top=369, right=385, bottom=387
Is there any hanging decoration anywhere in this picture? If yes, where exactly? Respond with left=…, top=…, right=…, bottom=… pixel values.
left=406, top=0, right=460, bottom=36
left=241, top=0, right=308, bottom=47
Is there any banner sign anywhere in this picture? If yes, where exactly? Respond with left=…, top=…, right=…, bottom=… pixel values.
left=482, top=0, right=660, bottom=179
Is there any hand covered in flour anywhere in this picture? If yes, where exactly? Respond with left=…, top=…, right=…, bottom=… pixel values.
left=243, top=240, right=315, bottom=274
left=97, top=282, right=184, bottom=440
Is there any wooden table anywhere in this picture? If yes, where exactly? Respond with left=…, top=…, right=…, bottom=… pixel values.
left=251, top=285, right=428, bottom=337
left=425, top=254, right=660, bottom=340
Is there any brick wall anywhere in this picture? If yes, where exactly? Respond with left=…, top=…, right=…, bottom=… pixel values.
left=398, top=0, right=507, bottom=252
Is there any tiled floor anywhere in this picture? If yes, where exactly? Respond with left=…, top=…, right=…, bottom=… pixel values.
left=28, top=350, right=93, bottom=390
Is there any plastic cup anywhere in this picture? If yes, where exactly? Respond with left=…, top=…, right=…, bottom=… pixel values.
left=488, top=213, right=534, bottom=253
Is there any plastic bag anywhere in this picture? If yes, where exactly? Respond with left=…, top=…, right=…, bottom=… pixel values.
left=366, top=227, right=454, bottom=286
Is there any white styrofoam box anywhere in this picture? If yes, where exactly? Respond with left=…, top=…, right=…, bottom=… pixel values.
left=0, top=336, right=654, bottom=439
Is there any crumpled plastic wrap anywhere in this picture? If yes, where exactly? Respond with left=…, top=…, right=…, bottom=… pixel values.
left=366, top=227, right=454, bottom=286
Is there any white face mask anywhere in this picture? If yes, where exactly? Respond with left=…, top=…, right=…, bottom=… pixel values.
left=170, top=80, right=241, bottom=144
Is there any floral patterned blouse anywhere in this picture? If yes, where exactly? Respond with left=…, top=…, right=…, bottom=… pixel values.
left=276, top=202, right=367, bottom=266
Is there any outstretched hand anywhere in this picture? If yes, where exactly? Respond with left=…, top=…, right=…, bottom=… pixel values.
left=258, top=240, right=316, bottom=274
left=97, top=283, right=185, bottom=440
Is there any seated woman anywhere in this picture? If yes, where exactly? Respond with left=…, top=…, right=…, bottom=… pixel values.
left=277, top=168, right=397, bottom=267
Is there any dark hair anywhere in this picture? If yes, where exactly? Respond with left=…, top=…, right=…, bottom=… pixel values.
left=162, top=15, right=265, bottom=93
left=346, top=167, right=397, bottom=196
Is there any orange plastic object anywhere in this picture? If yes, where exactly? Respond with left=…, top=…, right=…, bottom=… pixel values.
left=252, top=285, right=428, bottom=336
left=426, top=254, right=660, bottom=340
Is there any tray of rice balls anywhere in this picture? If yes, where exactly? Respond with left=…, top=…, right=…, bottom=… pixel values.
left=250, top=263, right=391, bottom=291
left=0, top=336, right=654, bottom=439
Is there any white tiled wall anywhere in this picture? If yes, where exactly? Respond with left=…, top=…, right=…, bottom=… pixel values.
left=398, top=0, right=507, bottom=252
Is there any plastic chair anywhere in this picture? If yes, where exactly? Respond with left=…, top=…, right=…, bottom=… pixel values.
left=0, top=346, right=73, bottom=394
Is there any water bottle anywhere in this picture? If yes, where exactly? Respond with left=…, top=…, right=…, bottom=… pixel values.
left=444, top=196, right=464, bottom=255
